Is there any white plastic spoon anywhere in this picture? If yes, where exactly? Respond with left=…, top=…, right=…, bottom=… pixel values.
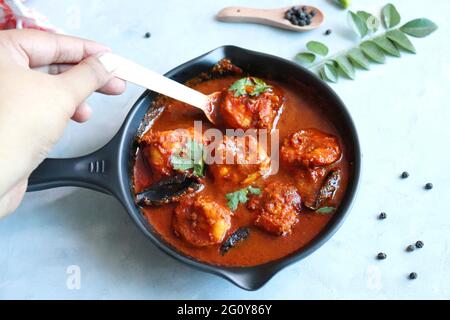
left=99, top=53, right=221, bottom=124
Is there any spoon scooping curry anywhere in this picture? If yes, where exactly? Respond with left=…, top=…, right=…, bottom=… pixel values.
left=99, top=53, right=223, bottom=125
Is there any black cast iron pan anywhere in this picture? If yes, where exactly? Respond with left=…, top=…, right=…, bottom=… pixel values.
left=27, top=46, right=361, bottom=291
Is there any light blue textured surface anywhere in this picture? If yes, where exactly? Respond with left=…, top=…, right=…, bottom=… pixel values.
left=0, top=0, right=449, bottom=299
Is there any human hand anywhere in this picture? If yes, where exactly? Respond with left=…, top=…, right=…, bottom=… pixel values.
left=0, top=29, right=126, bottom=218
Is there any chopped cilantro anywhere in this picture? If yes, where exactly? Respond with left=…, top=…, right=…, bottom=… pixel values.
left=170, top=139, right=205, bottom=177
left=225, top=186, right=262, bottom=211
left=228, top=77, right=271, bottom=97
left=315, top=206, right=335, bottom=215
left=247, top=186, right=262, bottom=195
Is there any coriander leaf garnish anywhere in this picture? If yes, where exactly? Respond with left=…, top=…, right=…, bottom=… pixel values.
left=225, top=191, right=242, bottom=212
left=247, top=186, right=262, bottom=195
left=315, top=206, right=335, bottom=215
left=225, top=186, right=262, bottom=211
left=170, top=139, right=205, bottom=177
left=228, top=77, right=253, bottom=96
left=249, top=78, right=271, bottom=96
left=228, top=77, right=271, bottom=97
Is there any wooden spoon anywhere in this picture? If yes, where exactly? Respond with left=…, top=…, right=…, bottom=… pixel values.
left=98, top=53, right=221, bottom=124
left=216, top=5, right=324, bottom=31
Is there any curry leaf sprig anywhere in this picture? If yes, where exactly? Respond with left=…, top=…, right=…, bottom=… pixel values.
left=295, top=3, right=438, bottom=83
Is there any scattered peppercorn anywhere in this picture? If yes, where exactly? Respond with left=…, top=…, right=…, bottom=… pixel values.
left=377, top=252, right=387, bottom=260
left=424, top=183, right=433, bottom=190
left=284, top=6, right=316, bottom=26
left=378, top=212, right=387, bottom=220
left=144, top=32, right=151, bottom=38
left=408, top=272, right=418, bottom=280
left=406, top=244, right=415, bottom=252
left=415, top=240, right=424, bottom=248
left=401, top=171, right=409, bottom=179
left=324, top=29, right=332, bottom=35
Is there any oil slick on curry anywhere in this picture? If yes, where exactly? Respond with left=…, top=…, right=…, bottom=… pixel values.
left=132, top=59, right=349, bottom=266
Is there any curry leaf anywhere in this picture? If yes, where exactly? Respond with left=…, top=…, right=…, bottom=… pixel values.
left=306, top=41, right=329, bottom=56
left=386, top=30, right=416, bottom=53
left=316, top=206, right=335, bottom=215
left=357, top=11, right=379, bottom=33
left=295, top=52, right=316, bottom=65
left=400, top=18, right=438, bottom=38
left=347, top=48, right=370, bottom=70
left=347, top=11, right=368, bottom=38
left=335, top=56, right=355, bottom=80
left=382, top=3, right=401, bottom=29
left=318, top=69, right=327, bottom=82
left=372, top=36, right=400, bottom=57
left=356, top=11, right=371, bottom=23
left=320, top=62, right=339, bottom=83
left=360, top=41, right=386, bottom=63
left=220, top=228, right=250, bottom=255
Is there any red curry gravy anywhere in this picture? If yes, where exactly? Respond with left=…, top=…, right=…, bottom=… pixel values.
left=132, top=68, right=349, bottom=267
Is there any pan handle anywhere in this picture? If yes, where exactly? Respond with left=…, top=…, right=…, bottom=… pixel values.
left=27, top=140, right=120, bottom=196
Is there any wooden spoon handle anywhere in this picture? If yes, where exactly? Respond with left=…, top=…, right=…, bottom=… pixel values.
left=216, top=7, right=276, bottom=24
left=99, top=53, right=208, bottom=110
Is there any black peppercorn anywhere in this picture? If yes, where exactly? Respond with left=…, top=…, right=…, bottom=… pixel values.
left=378, top=212, right=387, bottom=220
left=285, top=6, right=315, bottom=26
left=144, top=32, right=151, bottom=38
left=401, top=171, right=409, bottom=179
left=377, top=252, right=387, bottom=260
left=415, top=240, right=424, bottom=248
left=408, top=272, right=418, bottom=280
left=325, top=29, right=332, bottom=35
left=425, top=183, right=433, bottom=190
left=406, top=245, right=415, bottom=252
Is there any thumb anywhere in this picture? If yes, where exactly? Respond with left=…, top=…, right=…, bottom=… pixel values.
left=57, top=54, right=113, bottom=106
